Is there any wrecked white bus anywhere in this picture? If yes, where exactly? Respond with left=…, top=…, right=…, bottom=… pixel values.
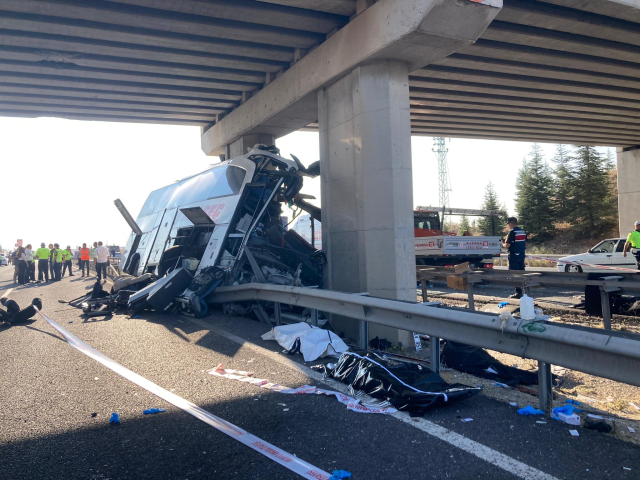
left=116, top=145, right=324, bottom=304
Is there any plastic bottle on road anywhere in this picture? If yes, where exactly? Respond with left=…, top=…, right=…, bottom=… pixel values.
left=519, top=295, right=536, bottom=320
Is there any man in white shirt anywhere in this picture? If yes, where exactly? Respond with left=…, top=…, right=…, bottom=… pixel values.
left=25, top=244, right=35, bottom=282
left=94, top=241, right=110, bottom=283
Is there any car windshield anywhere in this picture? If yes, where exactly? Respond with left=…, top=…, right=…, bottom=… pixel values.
left=592, top=240, right=616, bottom=253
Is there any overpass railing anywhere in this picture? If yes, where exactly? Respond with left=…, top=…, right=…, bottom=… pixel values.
left=416, top=267, right=640, bottom=330
left=208, top=283, right=640, bottom=412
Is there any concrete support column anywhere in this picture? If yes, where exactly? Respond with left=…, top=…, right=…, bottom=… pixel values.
left=228, top=133, right=275, bottom=159
left=318, top=61, right=415, bottom=344
left=617, top=147, right=640, bottom=236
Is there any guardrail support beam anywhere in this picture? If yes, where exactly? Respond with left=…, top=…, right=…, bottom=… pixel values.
left=274, top=302, right=282, bottom=326
left=538, top=361, right=553, bottom=413
left=430, top=337, right=441, bottom=375
left=600, top=288, right=612, bottom=330
left=421, top=279, right=428, bottom=302
left=467, top=282, right=475, bottom=311
left=360, top=320, right=369, bottom=350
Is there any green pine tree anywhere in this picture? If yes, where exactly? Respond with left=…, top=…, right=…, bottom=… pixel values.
left=552, top=144, right=575, bottom=223
left=515, top=144, right=556, bottom=241
left=478, top=182, right=506, bottom=236
left=568, top=146, right=616, bottom=237
left=458, top=215, right=471, bottom=236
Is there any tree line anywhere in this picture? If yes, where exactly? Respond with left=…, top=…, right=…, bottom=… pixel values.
left=457, top=143, right=618, bottom=243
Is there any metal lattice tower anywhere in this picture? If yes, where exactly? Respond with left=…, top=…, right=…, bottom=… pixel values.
left=433, top=137, right=451, bottom=208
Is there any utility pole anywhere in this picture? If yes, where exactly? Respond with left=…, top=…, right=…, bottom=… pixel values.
left=433, top=137, right=451, bottom=229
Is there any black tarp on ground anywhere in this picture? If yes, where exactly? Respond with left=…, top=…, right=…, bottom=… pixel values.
left=442, top=341, right=539, bottom=386
left=316, top=351, right=482, bottom=416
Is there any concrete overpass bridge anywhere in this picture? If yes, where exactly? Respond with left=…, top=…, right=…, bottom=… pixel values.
left=1, top=0, right=639, bottom=336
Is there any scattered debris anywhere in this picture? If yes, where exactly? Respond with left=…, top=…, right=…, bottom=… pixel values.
left=624, top=467, right=632, bottom=471
left=536, top=421, right=547, bottom=424
left=283, top=408, right=289, bottom=412
left=443, top=341, right=539, bottom=386
left=569, top=430, right=579, bottom=437
left=329, top=470, right=352, bottom=480
left=628, top=426, right=636, bottom=433
left=630, top=402, right=640, bottom=411
left=517, top=406, right=545, bottom=416
left=109, top=413, right=120, bottom=424
left=91, top=413, right=97, bottom=418
left=261, top=322, right=348, bottom=362
left=584, top=417, right=613, bottom=433
left=143, top=408, right=166, bottom=415
left=552, top=405, right=581, bottom=426
left=461, top=418, right=473, bottom=422
left=209, top=364, right=397, bottom=414
left=509, top=402, right=518, bottom=407
left=493, top=382, right=509, bottom=388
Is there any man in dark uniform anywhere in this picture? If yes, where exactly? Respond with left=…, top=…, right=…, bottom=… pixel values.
left=503, top=217, right=527, bottom=299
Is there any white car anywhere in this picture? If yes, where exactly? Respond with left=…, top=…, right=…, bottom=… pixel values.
left=0, top=254, right=7, bottom=266
left=557, top=238, right=637, bottom=273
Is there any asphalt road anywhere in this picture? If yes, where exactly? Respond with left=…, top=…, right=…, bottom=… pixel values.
left=1, top=265, right=639, bottom=480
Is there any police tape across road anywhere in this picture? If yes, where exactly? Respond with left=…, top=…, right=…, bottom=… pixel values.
left=35, top=308, right=333, bottom=480
left=523, top=255, right=640, bottom=274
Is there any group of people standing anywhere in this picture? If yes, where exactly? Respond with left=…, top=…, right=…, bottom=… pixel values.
left=10, top=242, right=111, bottom=285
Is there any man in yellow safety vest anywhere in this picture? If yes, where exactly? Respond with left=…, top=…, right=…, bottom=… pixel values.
left=35, top=242, right=50, bottom=283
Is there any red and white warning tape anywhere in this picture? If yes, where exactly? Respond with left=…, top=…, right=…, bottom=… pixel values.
left=36, top=309, right=332, bottom=480
left=209, top=365, right=397, bottom=415
left=525, top=255, right=639, bottom=274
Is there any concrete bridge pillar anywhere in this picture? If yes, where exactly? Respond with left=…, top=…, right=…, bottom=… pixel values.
left=318, top=61, right=415, bottom=344
left=618, top=147, right=640, bottom=236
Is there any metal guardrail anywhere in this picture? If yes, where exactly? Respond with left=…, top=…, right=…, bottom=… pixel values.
left=208, top=283, right=640, bottom=412
left=416, top=267, right=640, bottom=329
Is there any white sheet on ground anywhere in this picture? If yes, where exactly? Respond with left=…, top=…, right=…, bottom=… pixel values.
left=261, top=322, right=349, bottom=362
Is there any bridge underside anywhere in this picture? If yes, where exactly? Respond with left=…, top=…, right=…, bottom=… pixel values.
left=0, top=1, right=639, bottom=148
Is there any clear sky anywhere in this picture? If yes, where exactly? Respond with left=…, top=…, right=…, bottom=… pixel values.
left=0, top=117, right=614, bottom=251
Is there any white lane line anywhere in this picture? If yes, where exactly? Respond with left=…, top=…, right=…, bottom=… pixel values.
left=190, top=318, right=559, bottom=480
left=38, top=311, right=332, bottom=480
left=2, top=288, right=13, bottom=298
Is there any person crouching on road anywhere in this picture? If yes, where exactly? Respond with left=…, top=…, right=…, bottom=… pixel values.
left=61, top=245, right=75, bottom=278
left=503, top=217, right=527, bottom=299
left=79, top=243, right=91, bottom=277
left=36, top=242, right=50, bottom=282
left=52, top=243, right=63, bottom=281
left=25, top=244, right=36, bottom=282
left=94, top=241, right=110, bottom=283
left=622, top=221, right=640, bottom=270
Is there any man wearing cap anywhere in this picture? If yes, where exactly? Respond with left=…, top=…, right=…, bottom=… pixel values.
left=503, top=217, right=527, bottom=299
left=61, top=245, right=75, bottom=278
left=35, top=243, right=50, bottom=283
left=622, top=221, right=640, bottom=270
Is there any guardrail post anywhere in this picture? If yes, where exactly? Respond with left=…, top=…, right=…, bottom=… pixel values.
left=311, top=309, right=319, bottom=327
left=538, top=361, right=553, bottom=413
left=274, top=302, right=281, bottom=326
left=360, top=320, right=368, bottom=350
left=430, top=337, right=440, bottom=375
left=467, top=282, right=475, bottom=311
left=599, top=288, right=612, bottom=330
left=421, top=279, right=428, bottom=302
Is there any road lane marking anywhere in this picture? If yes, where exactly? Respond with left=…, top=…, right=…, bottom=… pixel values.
left=37, top=310, right=332, bottom=480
